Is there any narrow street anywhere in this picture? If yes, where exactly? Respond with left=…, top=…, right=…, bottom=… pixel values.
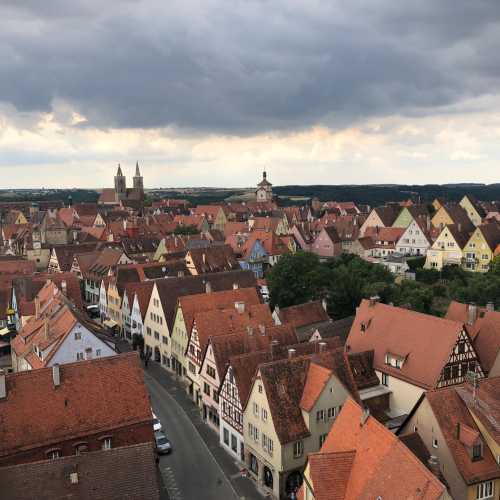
left=144, top=363, right=264, bottom=500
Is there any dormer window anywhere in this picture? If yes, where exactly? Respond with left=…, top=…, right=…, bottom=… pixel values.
left=360, top=322, right=366, bottom=332
left=472, top=443, right=483, bottom=461
left=385, top=353, right=404, bottom=369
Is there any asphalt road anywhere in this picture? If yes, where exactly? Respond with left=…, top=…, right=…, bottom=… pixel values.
left=144, top=372, right=240, bottom=500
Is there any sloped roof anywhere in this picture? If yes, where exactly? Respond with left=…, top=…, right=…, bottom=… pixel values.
left=426, top=379, right=500, bottom=485
left=0, top=353, right=150, bottom=458
left=277, top=300, right=330, bottom=329
left=310, top=398, right=446, bottom=500
left=186, top=245, right=238, bottom=274
left=300, top=363, right=333, bottom=412
left=346, top=299, right=465, bottom=389
left=0, top=442, right=161, bottom=500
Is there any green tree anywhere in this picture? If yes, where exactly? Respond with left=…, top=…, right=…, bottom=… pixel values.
left=267, top=251, right=329, bottom=308
left=490, top=255, right=500, bottom=275
left=174, top=224, right=199, bottom=235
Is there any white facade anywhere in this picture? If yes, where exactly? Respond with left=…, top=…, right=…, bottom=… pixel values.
left=130, top=293, right=145, bottom=339
left=396, top=220, right=431, bottom=256
left=99, top=281, right=108, bottom=319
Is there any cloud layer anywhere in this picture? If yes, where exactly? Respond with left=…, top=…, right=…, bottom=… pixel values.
left=0, top=1, right=499, bottom=187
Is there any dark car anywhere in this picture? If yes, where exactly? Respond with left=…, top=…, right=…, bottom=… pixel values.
left=155, top=431, right=172, bottom=455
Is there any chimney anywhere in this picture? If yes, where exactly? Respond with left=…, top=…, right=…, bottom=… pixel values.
left=259, top=324, right=266, bottom=336
left=205, top=281, right=212, bottom=294
left=270, top=339, right=279, bottom=359
left=427, top=455, right=441, bottom=478
left=235, top=301, right=245, bottom=314
left=468, top=303, right=477, bottom=326
left=52, top=364, right=61, bottom=387
left=486, top=302, right=495, bottom=312
left=458, top=222, right=462, bottom=232
left=202, top=253, right=206, bottom=265
left=232, top=283, right=239, bottom=290
left=246, top=325, right=254, bottom=336
left=369, top=296, right=380, bottom=307
left=321, top=298, right=327, bottom=311
left=288, top=348, right=296, bottom=359
left=44, top=317, right=50, bottom=340
left=35, top=296, right=40, bottom=319
left=319, top=341, right=327, bottom=353
left=0, top=369, right=6, bottom=399
left=360, top=407, right=370, bottom=426
left=61, top=280, right=67, bottom=296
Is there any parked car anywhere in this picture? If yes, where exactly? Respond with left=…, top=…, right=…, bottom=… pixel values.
left=155, top=431, right=172, bottom=455
left=152, top=412, right=162, bottom=432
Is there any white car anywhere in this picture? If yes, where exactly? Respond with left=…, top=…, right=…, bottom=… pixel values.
left=152, top=411, right=162, bottom=432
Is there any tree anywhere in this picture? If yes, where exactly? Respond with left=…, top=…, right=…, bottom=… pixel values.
left=174, top=224, right=199, bottom=235
left=490, top=255, right=500, bottom=275
left=267, top=251, right=329, bottom=308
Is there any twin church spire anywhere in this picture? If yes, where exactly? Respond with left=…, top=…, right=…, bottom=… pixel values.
left=114, top=162, right=144, bottom=197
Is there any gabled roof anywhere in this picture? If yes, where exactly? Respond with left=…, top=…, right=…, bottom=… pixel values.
left=477, top=222, right=500, bottom=251
left=300, top=363, right=333, bottom=412
left=277, top=300, right=330, bottom=330
left=445, top=301, right=500, bottom=374
left=124, top=281, right=155, bottom=319
left=306, top=398, right=446, bottom=500
left=373, top=205, right=400, bottom=226
left=0, top=442, right=161, bottom=500
left=155, top=270, right=257, bottom=330
left=0, top=353, right=150, bottom=459
left=186, top=245, right=238, bottom=274
left=52, top=243, right=98, bottom=272
left=346, top=299, right=466, bottom=389
left=424, top=379, right=500, bottom=485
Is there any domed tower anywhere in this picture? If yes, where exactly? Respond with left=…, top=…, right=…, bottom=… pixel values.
left=133, top=161, right=144, bottom=193
left=256, top=170, right=273, bottom=202
left=114, top=164, right=126, bottom=200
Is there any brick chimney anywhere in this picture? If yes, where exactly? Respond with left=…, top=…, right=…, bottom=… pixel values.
left=288, top=348, right=296, bottom=359
left=0, top=369, right=6, bottom=399
left=52, top=364, right=61, bottom=387
left=468, top=303, right=478, bottom=326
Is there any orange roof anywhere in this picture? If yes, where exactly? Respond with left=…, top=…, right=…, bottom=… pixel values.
left=308, top=398, right=446, bottom=499
left=278, top=301, right=330, bottom=329
left=0, top=353, right=150, bottom=459
left=299, top=363, right=333, bottom=412
left=346, top=300, right=466, bottom=389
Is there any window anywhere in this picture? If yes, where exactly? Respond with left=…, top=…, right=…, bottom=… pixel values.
left=432, top=438, right=438, bottom=448
left=162, top=335, right=168, bottom=345
left=76, top=352, right=84, bottom=361
left=262, top=434, right=273, bottom=456
left=146, top=327, right=152, bottom=336
left=258, top=384, right=262, bottom=393
left=47, top=449, right=61, bottom=459
left=154, top=331, right=159, bottom=340
left=96, top=349, right=101, bottom=357
left=74, top=331, right=81, bottom=340
left=472, top=443, right=483, bottom=461
left=206, top=365, right=216, bottom=379
left=293, top=440, right=303, bottom=458
left=327, top=407, right=337, bottom=419
left=476, top=481, right=493, bottom=499
left=316, top=409, right=325, bottom=422
left=261, top=408, right=268, bottom=422
left=381, top=373, right=389, bottom=386
left=213, top=389, right=219, bottom=403
left=75, top=443, right=88, bottom=455
left=102, top=437, right=112, bottom=450
left=319, top=433, right=328, bottom=448
left=189, top=362, right=196, bottom=374
left=223, top=427, right=229, bottom=445
left=253, top=402, right=259, bottom=417
left=231, top=434, right=238, bottom=453
left=204, top=382, right=210, bottom=396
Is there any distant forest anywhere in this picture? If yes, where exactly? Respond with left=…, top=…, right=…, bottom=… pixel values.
left=0, top=183, right=499, bottom=207
left=274, top=183, right=500, bottom=206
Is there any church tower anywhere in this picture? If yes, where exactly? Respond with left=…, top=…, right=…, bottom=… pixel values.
left=256, top=170, right=273, bottom=202
left=114, top=164, right=127, bottom=200
left=133, top=161, right=144, bottom=192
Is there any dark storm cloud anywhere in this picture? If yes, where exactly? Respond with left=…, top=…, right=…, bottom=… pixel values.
left=1, top=0, right=499, bottom=134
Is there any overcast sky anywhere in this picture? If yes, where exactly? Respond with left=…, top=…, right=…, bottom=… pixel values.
left=1, top=1, right=499, bottom=188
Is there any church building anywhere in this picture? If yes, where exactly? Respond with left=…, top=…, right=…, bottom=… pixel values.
left=256, top=171, right=273, bottom=202
left=98, top=163, right=145, bottom=207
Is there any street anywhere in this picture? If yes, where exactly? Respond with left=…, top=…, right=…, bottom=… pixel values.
left=145, top=371, right=239, bottom=500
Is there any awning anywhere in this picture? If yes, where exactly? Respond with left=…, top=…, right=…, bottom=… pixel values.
left=103, top=319, right=118, bottom=329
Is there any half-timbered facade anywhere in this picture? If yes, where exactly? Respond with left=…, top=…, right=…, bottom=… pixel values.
left=346, top=299, right=484, bottom=415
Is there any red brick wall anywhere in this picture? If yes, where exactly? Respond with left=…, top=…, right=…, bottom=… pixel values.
left=0, top=421, right=154, bottom=467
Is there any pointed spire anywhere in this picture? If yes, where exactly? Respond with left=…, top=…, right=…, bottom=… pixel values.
left=116, top=163, right=123, bottom=176
left=135, top=161, right=141, bottom=177
left=263, top=170, right=267, bottom=180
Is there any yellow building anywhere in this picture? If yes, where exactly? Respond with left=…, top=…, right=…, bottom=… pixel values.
left=459, top=195, right=485, bottom=227
left=425, top=225, right=468, bottom=270
left=462, top=223, right=500, bottom=273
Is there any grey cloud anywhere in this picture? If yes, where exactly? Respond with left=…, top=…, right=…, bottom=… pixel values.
left=0, top=0, right=499, bottom=134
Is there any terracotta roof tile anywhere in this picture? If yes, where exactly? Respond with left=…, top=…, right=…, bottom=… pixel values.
left=0, top=353, right=150, bottom=458
left=300, top=363, right=332, bottom=412
left=277, top=301, right=330, bottom=329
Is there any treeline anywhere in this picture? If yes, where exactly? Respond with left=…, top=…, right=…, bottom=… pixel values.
left=274, top=183, right=500, bottom=205
left=267, top=253, right=500, bottom=319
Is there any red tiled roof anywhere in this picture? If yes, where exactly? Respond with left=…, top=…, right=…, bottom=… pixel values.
left=310, top=398, right=446, bottom=499
left=0, top=353, right=150, bottom=458
left=346, top=300, right=466, bottom=389
left=300, top=363, right=332, bottom=412
left=277, top=300, right=330, bottom=329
